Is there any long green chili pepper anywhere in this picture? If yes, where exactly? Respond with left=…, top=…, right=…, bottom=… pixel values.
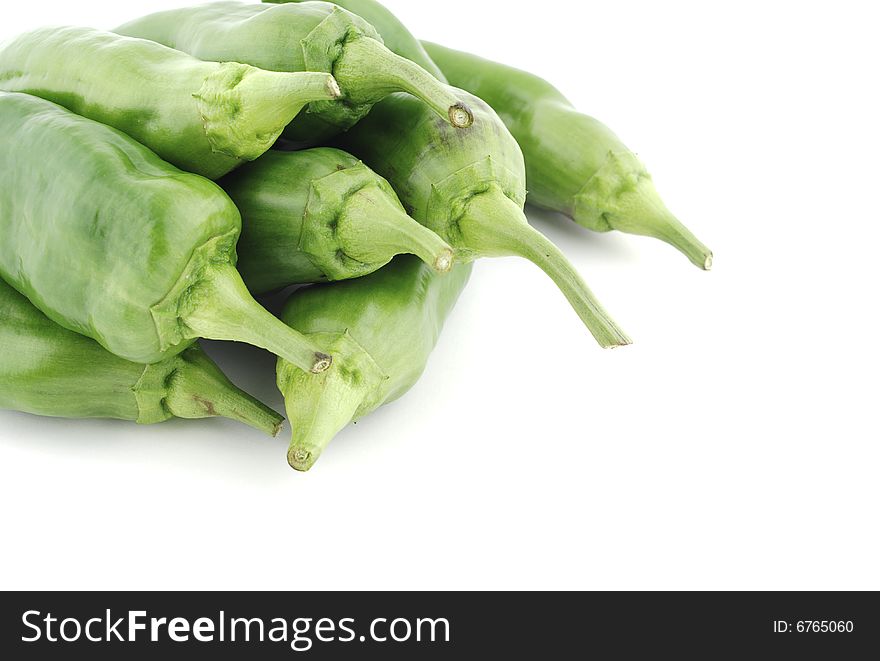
left=0, top=280, right=283, bottom=435
left=219, top=148, right=454, bottom=294
left=115, top=1, right=473, bottom=145
left=0, top=92, right=331, bottom=374
left=0, top=26, right=340, bottom=179
left=334, top=92, right=630, bottom=349
left=262, top=0, right=444, bottom=80
left=423, top=42, right=713, bottom=270
left=277, top=256, right=471, bottom=471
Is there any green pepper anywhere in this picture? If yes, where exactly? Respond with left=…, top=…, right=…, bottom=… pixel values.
left=262, top=0, right=445, bottom=80
left=219, top=148, right=454, bottom=293
left=334, top=91, right=630, bottom=349
left=277, top=256, right=471, bottom=471
left=115, top=1, right=472, bottom=145
left=0, top=26, right=340, bottom=179
left=0, top=279, right=283, bottom=434
left=0, top=92, right=331, bottom=374
left=423, top=42, right=713, bottom=270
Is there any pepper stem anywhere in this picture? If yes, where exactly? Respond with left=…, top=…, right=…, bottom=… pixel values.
left=334, top=36, right=473, bottom=128
left=166, top=346, right=284, bottom=436
left=199, top=66, right=341, bottom=161
left=460, top=190, right=631, bottom=348
left=574, top=153, right=713, bottom=270
left=242, top=69, right=342, bottom=129
left=612, top=188, right=714, bottom=270
left=340, top=184, right=455, bottom=273
left=181, top=264, right=332, bottom=373
left=278, top=333, right=381, bottom=471
left=284, top=371, right=365, bottom=471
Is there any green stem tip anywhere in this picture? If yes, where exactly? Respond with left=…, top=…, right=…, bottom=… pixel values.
left=335, top=36, right=473, bottom=128
left=182, top=264, right=332, bottom=374
left=167, top=346, right=284, bottom=436
left=461, top=191, right=631, bottom=348
left=602, top=187, right=713, bottom=270
left=199, top=67, right=341, bottom=161
left=649, top=210, right=713, bottom=271
left=574, top=153, right=713, bottom=270
left=341, top=184, right=455, bottom=273
left=279, top=333, right=380, bottom=471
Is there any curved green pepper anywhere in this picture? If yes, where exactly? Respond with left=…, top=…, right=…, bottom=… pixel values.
left=0, top=92, right=331, bottom=374
left=0, top=26, right=340, bottom=179
left=115, top=1, right=472, bottom=144
left=0, top=279, right=282, bottom=434
left=219, top=148, right=454, bottom=293
left=277, top=256, right=471, bottom=471
left=335, top=91, right=630, bottom=349
left=423, top=42, right=713, bottom=270
left=262, top=0, right=444, bottom=80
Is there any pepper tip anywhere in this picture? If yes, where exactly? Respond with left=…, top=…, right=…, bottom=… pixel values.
left=311, top=352, right=333, bottom=373
left=449, top=102, right=474, bottom=128
left=434, top=249, right=455, bottom=273
left=288, top=446, right=317, bottom=472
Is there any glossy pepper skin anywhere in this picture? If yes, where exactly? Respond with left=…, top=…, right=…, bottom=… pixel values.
left=335, top=91, right=630, bottom=349
left=0, top=26, right=340, bottom=179
left=115, top=1, right=472, bottom=145
left=423, top=43, right=713, bottom=270
left=0, top=280, right=282, bottom=434
left=262, top=0, right=444, bottom=80
left=277, top=256, right=471, bottom=471
left=219, top=148, right=454, bottom=294
left=0, top=92, right=331, bottom=374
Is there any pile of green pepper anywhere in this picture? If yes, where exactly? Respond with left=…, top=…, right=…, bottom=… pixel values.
left=0, top=0, right=711, bottom=471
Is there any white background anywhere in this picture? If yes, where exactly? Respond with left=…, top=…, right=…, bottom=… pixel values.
left=1, top=1, right=877, bottom=590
